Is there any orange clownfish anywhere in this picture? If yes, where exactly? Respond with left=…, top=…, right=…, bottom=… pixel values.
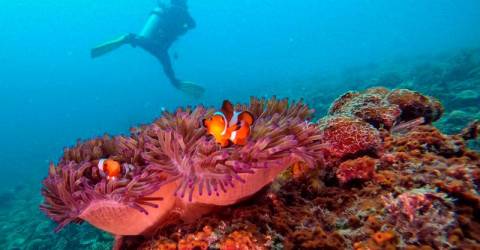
left=202, top=100, right=255, bottom=147
left=98, top=159, right=122, bottom=180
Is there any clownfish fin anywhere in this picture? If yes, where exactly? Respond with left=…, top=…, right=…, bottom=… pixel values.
left=225, top=139, right=233, bottom=147
left=234, top=121, right=242, bottom=131
left=221, top=100, right=234, bottom=122
left=237, top=111, right=255, bottom=126
left=201, top=118, right=208, bottom=127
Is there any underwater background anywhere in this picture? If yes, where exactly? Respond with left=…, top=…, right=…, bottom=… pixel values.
left=0, top=0, right=479, bottom=249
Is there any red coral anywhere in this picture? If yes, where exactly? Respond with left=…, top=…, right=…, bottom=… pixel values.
left=178, top=226, right=214, bottom=250
left=318, top=116, right=382, bottom=165
left=336, top=156, right=377, bottom=184
left=219, top=230, right=266, bottom=250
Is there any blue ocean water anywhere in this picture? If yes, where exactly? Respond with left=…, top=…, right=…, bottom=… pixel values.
left=0, top=0, right=479, bottom=249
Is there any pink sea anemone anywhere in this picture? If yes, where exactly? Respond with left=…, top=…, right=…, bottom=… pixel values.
left=142, top=97, right=325, bottom=205
left=40, top=135, right=168, bottom=235
left=40, top=97, right=325, bottom=237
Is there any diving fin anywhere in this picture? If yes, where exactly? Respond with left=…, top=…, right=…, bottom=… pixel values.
left=176, top=81, right=205, bottom=98
left=91, top=34, right=131, bottom=59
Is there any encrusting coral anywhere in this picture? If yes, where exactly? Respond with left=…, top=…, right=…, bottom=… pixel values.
left=41, top=88, right=480, bottom=249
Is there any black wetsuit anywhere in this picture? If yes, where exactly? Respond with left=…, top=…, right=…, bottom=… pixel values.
left=128, top=4, right=196, bottom=87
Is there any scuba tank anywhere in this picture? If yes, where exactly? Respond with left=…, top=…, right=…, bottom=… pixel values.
left=139, top=6, right=164, bottom=39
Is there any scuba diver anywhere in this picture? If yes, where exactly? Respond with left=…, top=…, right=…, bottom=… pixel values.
left=91, top=0, right=204, bottom=98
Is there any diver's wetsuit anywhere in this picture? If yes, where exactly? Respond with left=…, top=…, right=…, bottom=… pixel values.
left=127, top=3, right=196, bottom=87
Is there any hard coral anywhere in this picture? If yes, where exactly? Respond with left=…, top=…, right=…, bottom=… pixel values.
left=460, top=120, right=480, bottom=140
left=336, top=156, right=377, bottom=185
left=329, top=87, right=401, bottom=129
left=40, top=97, right=325, bottom=237
left=382, top=188, right=457, bottom=248
left=318, top=116, right=382, bottom=165
left=394, top=125, right=466, bottom=157
left=328, top=87, right=443, bottom=129
left=386, top=89, right=443, bottom=123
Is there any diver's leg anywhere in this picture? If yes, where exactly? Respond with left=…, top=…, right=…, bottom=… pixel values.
left=154, top=50, right=204, bottom=98
left=156, top=50, right=181, bottom=88
left=91, top=33, right=135, bottom=58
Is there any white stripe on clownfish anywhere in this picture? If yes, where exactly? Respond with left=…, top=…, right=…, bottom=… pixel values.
left=230, top=130, right=238, bottom=142
left=215, top=110, right=243, bottom=136
left=98, top=159, right=106, bottom=177
left=213, top=111, right=228, bottom=136
left=229, top=111, right=240, bottom=127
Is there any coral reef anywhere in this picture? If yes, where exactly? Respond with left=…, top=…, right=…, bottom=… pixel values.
left=26, top=49, right=479, bottom=250
left=114, top=87, right=480, bottom=249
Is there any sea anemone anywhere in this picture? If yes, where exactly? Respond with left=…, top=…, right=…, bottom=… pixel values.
left=40, top=135, right=170, bottom=235
left=40, top=97, right=325, bottom=236
left=142, top=97, right=325, bottom=205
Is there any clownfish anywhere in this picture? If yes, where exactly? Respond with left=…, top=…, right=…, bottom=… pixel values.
left=98, top=159, right=122, bottom=180
left=202, top=100, right=255, bottom=147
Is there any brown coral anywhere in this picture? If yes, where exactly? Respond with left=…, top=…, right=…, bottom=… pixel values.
left=328, top=87, right=443, bottom=129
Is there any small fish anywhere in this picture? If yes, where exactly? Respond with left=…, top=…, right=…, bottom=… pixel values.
left=98, top=159, right=122, bottom=180
left=202, top=100, right=255, bottom=147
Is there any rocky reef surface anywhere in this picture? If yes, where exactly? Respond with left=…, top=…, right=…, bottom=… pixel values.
left=305, top=48, right=480, bottom=148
